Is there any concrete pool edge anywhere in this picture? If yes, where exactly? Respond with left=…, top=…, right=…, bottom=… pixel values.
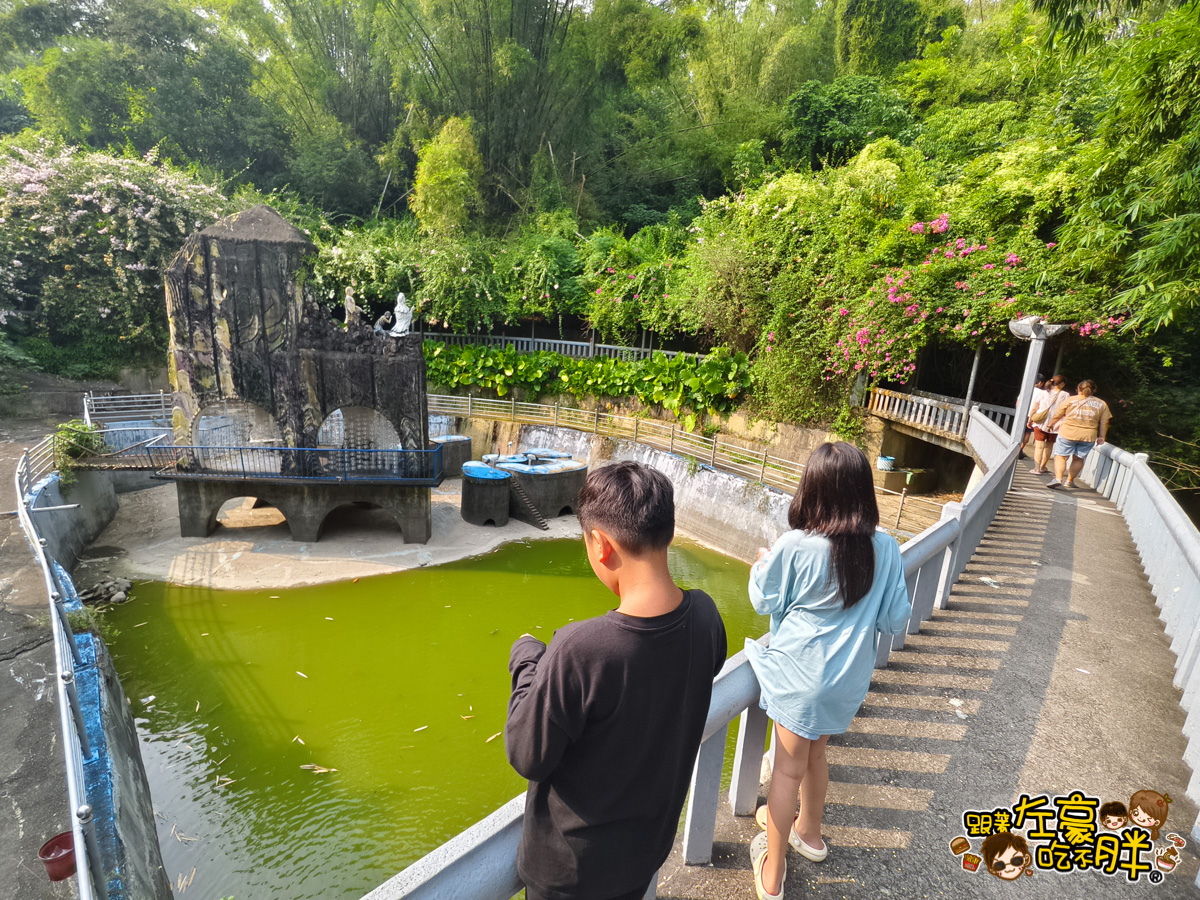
left=81, top=422, right=793, bottom=591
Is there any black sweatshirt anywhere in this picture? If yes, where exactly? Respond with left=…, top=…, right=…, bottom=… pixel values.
left=505, top=590, right=727, bottom=900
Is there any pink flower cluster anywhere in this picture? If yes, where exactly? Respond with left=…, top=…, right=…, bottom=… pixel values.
left=908, top=213, right=949, bottom=235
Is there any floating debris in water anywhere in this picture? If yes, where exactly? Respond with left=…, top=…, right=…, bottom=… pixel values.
left=141, top=695, right=156, bottom=705
left=353, top=578, right=359, bottom=583
left=296, top=671, right=308, bottom=678
left=325, top=617, right=334, bottom=621
left=486, top=732, right=502, bottom=743
left=195, top=701, right=200, bottom=713
left=490, top=629, right=498, bottom=635
left=200, top=633, right=209, bottom=637
left=292, top=735, right=305, bottom=745
left=134, top=622, right=148, bottom=628
left=300, top=764, right=337, bottom=774
left=414, top=725, right=428, bottom=732
left=461, top=715, right=474, bottom=720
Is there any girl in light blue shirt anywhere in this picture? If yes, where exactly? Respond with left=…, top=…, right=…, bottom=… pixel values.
left=747, top=442, right=911, bottom=900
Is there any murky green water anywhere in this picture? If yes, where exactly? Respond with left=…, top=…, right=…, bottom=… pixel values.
left=106, top=538, right=762, bottom=900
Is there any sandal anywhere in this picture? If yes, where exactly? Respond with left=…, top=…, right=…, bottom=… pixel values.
left=751, top=832, right=785, bottom=900
left=754, top=806, right=829, bottom=862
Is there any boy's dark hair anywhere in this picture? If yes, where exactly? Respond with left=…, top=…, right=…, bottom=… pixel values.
left=1100, top=801, right=1127, bottom=819
left=788, top=442, right=879, bottom=610
left=577, top=461, right=674, bottom=553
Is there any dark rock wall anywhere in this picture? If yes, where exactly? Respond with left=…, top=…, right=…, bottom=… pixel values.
left=166, top=205, right=427, bottom=451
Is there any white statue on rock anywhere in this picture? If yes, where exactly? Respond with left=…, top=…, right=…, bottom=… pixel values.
left=389, top=292, right=413, bottom=337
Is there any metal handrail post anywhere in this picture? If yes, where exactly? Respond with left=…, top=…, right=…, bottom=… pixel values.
left=468, top=394, right=473, bottom=418
left=52, top=595, right=84, bottom=667
left=62, top=673, right=92, bottom=758
left=554, top=403, right=559, bottom=427
left=77, top=805, right=108, bottom=900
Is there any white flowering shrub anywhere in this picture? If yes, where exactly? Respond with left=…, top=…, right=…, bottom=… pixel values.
left=0, top=138, right=234, bottom=374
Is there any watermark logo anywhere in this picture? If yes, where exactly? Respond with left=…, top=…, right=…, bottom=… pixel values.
left=950, top=789, right=1183, bottom=884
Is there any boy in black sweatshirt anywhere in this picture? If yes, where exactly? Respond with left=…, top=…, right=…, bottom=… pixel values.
left=505, top=461, right=727, bottom=900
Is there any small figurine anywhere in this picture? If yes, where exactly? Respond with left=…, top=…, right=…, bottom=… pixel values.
left=344, top=286, right=364, bottom=326
left=373, top=310, right=394, bottom=335
left=389, top=292, right=413, bottom=337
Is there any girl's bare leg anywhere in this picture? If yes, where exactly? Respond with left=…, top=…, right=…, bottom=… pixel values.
left=795, top=734, right=830, bottom=848
left=762, top=724, right=809, bottom=894
left=1033, top=439, right=1047, bottom=472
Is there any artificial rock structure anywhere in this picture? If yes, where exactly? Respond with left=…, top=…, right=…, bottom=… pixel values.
left=162, top=205, right=438, bottom=541
left=166, top=205, right=427, bottom=451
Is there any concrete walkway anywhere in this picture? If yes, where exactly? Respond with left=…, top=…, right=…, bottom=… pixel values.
left=0, top=418, right=75, bottom=900
left=656, top=462, right=1199, bottom=898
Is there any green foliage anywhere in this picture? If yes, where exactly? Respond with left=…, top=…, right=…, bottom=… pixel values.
left=52, top=418, right=104, bottom=491
left=411, top=117, right=484, bottom=236
left=1060, top=5, right=1200, bottom=330
left=306, top=218, right=422, bottom=314
left=836, top=0, right=963, bottom=76
left=423, top=341, right=752, bottom=415
left=10, top=0, right=289, bottom=189
left=783, top=76, right=916, bottom=170
left=0, top=137, right=232, bottom=370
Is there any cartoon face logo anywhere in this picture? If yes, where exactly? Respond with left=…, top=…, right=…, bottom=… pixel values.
left=1129, top=790, right=1171, bottom=840
left=1099, top=800, right=1128, bottom=830
left=981, top=832, right=1032, bottom=881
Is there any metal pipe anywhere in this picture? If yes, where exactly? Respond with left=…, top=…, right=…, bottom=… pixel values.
left=78, top=805, right=108, bottom=900
left=63, top=673, right=92, bottom=758
left=958, top=342, right=983, bottom=437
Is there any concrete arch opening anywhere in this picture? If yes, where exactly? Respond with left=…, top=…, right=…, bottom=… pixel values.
left=318, top=407, right=403, bottom=450
left=216, top=496, right=287, bottom=531
left=317, top=502, right=406, bottom=541
left=192, top=400, right=281, bottom=448
left=190, top=401, right=283, bottom=475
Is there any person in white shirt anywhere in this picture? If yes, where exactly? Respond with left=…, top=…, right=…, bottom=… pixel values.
left=1029, top=374, right=1067, bottom=475
left=1021, top=376, right=1048, bottom=459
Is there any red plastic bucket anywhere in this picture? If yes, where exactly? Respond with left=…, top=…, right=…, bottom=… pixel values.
left=38, top=831, right=76, bottom=881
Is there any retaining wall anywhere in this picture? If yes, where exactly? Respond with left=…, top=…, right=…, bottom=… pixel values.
left=517, top=425, right=791, bottom=562
left=24, top=471, right=171, bottom=900
left=30, top=469, right=118, bottom=571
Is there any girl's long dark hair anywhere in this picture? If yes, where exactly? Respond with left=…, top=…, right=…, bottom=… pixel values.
left=788, top=442, right=879, bottom=609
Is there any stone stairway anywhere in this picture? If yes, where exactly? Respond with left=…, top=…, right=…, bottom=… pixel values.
left=653, top=463, right=1200, bottom=899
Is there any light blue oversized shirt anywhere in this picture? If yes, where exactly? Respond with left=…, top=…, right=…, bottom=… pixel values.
left=744, top=529, right=911, bottom=738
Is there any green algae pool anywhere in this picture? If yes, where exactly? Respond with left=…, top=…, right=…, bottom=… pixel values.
left=106, top=537, right=763, bottom=900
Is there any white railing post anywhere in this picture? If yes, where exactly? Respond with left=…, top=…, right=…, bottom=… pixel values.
left=681, top=725, right=728, bottom=865
left=934, top=501, right=965, bottom=610
left=729, top=703, right=770, bottom=816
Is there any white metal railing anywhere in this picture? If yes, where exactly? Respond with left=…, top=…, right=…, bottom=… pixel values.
left=364, top=410, right=1023, bottom=900
left=870, top=387, right=1017, bottom=436
left=1078, top=444, right=1200, bottom=829
left=427, top=394, right=945, bottom=530
left=13, top=439, right=108, bottom=900
left=424, top=333, right=700, bottom=361
left=82, top=391, right=172, bottom=426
